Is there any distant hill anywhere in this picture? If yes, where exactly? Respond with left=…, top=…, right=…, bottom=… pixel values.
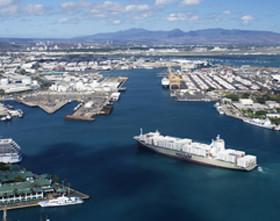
left=74, top=28, right=280, bottom=45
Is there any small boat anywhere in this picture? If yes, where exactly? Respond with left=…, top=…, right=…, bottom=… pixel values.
left=0, top=115, right=12, bottom=122
left=161, top=77, right=170, bottom=88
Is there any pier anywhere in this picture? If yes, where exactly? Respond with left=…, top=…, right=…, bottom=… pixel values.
left=16, top=76, right=128, bottom=121
left=0, top=186, right=90, bottom=211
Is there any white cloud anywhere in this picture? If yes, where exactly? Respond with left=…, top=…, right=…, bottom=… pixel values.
left=241, top=15, right=254, bottom=25
left=57, top=17, right=80, bottom=24
left=155, top=0, right=174, bottom=6
left=25, top=4, right=45, bottom=16
left=90, top=1, right=122, bottom=16
left=125, top=4, right=150, bottom=12
left=133, top=13, right=151, bottom=20
left=0, top=0, right=18, bottom=16
left=167, top=12, right=199, bottom=21
left=0, top=0, right=14, bottom=8
left=112, top=19, right=121, bottom=25
left=90, top=2, right=151, bottom=19
left=182, top=0, right=201, bottom=5
left=223, top=10, right=231, bottom=15
left=61, top=2, right=78, bottom=10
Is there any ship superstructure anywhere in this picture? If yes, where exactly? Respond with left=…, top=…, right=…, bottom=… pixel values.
left=0, top=138, right=22, bottom=163
left=134, top=130, right=257, bottom=171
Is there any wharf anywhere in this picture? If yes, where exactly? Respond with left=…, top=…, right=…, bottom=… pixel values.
left=118, top=77, right=128, bottom=89
left=14, top=76, right=128, bottom=121
left=65, top=102, right=112, bottom=121
left=64, top=113, right=95, bottom=121
left=0, top=186, right=90, bottom=211
left=18, top=98, right=70, bottom=114
left=65, top=98, right=108, bottom=122
left=38, top=102, right=70, bottom=114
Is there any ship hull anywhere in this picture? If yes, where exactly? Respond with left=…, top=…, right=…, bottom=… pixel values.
left=38, top=200, right=83, bottom=207
left=135, top=138, right=256, bottom=171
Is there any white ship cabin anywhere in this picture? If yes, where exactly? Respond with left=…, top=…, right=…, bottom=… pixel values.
left=210, top=135, right=225, bottom=153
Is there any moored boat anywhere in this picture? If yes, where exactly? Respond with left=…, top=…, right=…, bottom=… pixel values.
left=38, top=195, right=83, bottom=208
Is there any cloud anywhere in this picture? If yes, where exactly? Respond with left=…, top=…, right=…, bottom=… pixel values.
left=90, top=1, right=122, bottom=17
left=133, top=12, right=151, bottom=20
left=241, top=15, right=254, bottom=25
left=89, top=2, right=151, bottom=20
left=0, top=0, right=14, bottom=7
left=24, top=4, right=46, bottom=16
left=223, top=10, right=231, bottom=15
left=155, top=0, right=175, bottom=6
left=112, top=19, right=121, bottom=25
left=61, top=2, right=78, bottom=10
left=0, top=0, right=19, bottom=16
left=167, top=12, right=199, bottom=21
left=125, top=4, right=150, bottom=12
left=57, top=17, right=80, bottom=24
left=182, top=0, right=201, bottom=5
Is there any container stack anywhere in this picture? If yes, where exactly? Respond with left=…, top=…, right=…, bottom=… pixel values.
left=237, top=155, right=257, bottom=168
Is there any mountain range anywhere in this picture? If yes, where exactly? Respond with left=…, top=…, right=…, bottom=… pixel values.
left=74, top=28, right=280, bottom=45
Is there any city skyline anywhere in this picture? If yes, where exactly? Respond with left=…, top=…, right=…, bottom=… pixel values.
left=0, top=0, right=279, bottom=38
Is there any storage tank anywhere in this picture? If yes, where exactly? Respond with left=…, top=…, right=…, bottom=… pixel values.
left=0, top=78, right=9, bottom=85
left=22, top=77, right=32, bottom=85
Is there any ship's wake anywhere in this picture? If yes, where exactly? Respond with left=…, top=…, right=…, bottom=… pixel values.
left=257, top=166, right=265, bottom=174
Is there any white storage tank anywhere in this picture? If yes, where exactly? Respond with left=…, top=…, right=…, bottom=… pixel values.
left=0, top=78, right=9, bottom=85
left=22, top=77, right=32, bottom=85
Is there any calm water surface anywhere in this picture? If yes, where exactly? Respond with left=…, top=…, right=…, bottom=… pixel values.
left=1, top=56, right=280, bottom=221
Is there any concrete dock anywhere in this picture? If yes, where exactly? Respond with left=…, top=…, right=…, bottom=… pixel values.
left=16, top=76, right=128, bottom=121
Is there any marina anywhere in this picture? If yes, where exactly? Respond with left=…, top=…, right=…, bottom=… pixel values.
left=0, top=139, right=89, bottom=213
left=0, top=165, right=90, bottom=212
left=0, top=103, right=23, bottom=122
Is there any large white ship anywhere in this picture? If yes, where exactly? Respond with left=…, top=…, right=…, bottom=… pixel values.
left=38, top=195, right=83, bottom=208
left=0, top=138, right=22, bottom=163
left=134, top=130, right=257, bottom=171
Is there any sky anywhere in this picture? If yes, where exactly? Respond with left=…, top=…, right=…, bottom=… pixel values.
left=0, top=0, right=279, bottom=38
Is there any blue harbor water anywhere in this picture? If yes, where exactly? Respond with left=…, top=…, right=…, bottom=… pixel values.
left=1, top=56, right=280, bottom=221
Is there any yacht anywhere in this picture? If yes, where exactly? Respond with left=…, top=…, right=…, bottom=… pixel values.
left=38, top=195, right=83, bottom=208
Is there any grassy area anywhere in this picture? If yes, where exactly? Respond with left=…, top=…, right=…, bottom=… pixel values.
left=224, top=92, right=280, bottom=105
left=269, top=117, right=280, bottom=125
left=0, top=163, right=10, bottom=171
left=241, top=109, right=267, bottom=119
left=224, top=93, right=240, bottom=101
left=253, top=93, right=280, bottom=104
